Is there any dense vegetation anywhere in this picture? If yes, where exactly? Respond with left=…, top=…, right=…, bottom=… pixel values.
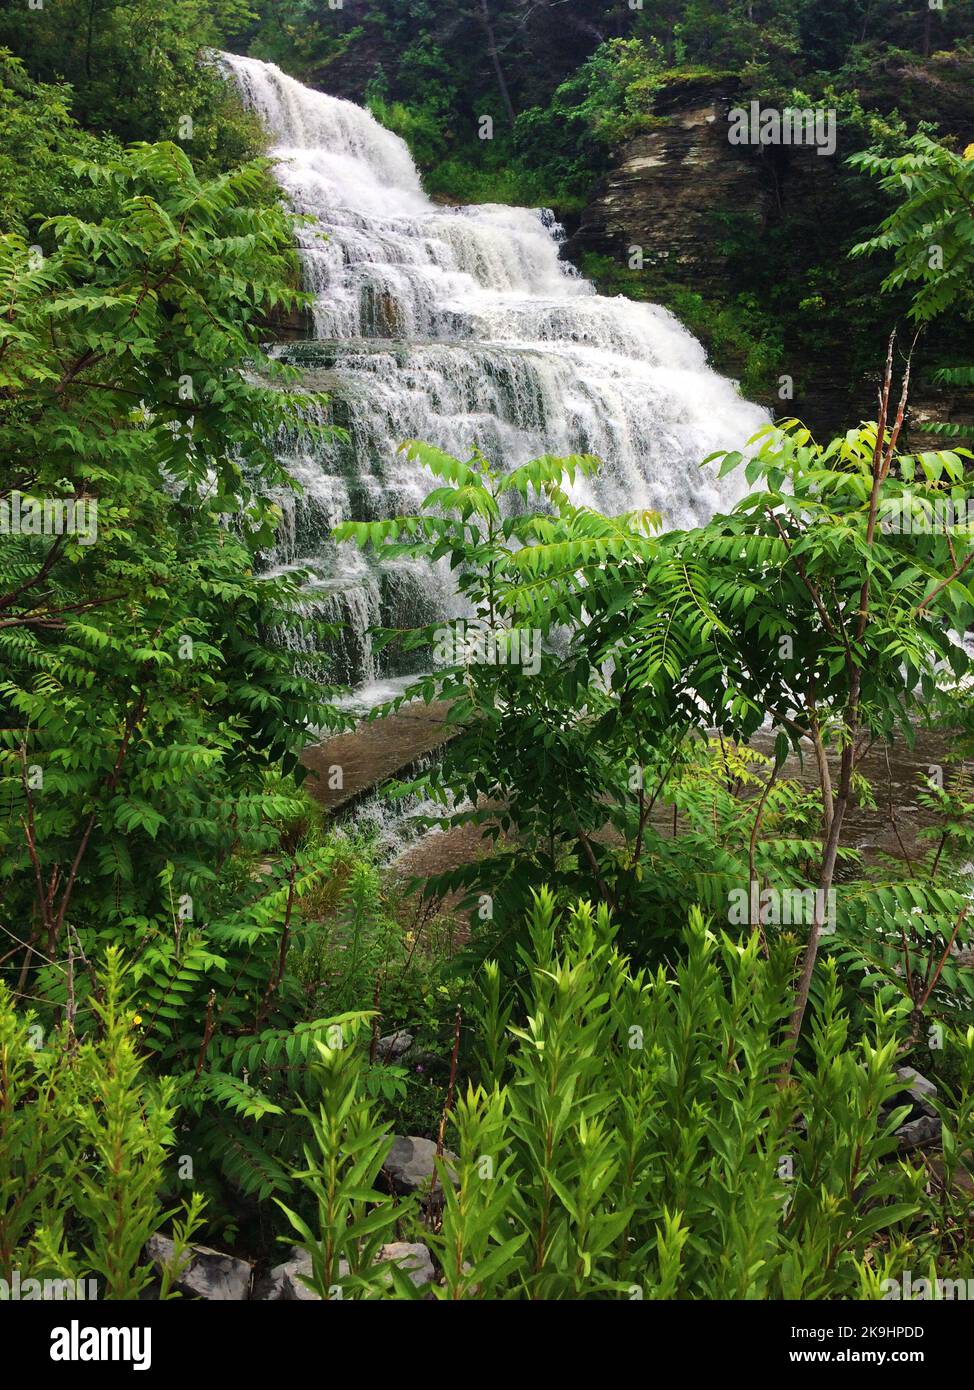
left=0, top=0, right=972, bottom=1304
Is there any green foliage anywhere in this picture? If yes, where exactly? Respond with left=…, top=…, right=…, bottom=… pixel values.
left=0, top=140, right=337, bottom=939
left=364, top=35, right=460, bottom=171
left=835, top=768, right=974, bottom=1034
left=0, top=139, right=360, bottom=1217
left=1, top=0, right=973, bottom=1288
left=249, top=3, right=364, bottom=78
left=0, top=948, right=205, bottom=1297
left=87, top=822, right=456, bottom=1211
left=333, top=430, right=974, bottom=1026
left=851, top=136, right=974, bottom=323
left=293, top=893, right=974, bottom=1298
left=0, top=0, right=264, bottom=169
left=428, top=1082, right=525, bottom=1298
left=277, top=1022, right=413, bottom=1300
left=367, top=96, right=453, bottom=173
left=0, top=50, right=125, bottom=241
left=419, top=150, right=579, bottom=213
left=852, top=134, right=974, bottom=445
left=512, top=39, right=666, bottom=201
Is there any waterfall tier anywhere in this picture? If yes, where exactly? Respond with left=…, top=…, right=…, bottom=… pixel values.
left=223, top=53, right=768, bottom=691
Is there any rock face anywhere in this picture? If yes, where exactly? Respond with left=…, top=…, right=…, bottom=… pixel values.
left=381, top=1135, right=458, bottom=1195
left=562, top=77, right=974, bottom=440
left=260, top=298, right=313, bottom=343
left=145, top=1236, right=252, bottom=1301
left=360, top=285, right=406, bottom=339
left=565, top=83, right=764, bottom=300
left=903, top=391, right=974, bottom=453
left=563, top=80, right=856, bottom=429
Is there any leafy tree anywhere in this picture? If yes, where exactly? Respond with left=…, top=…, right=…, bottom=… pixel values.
left=513, top=38, right=664, bottom=199
left=335, top=411, right=974, bottom=1055
left=0, top=140, right=352, bottom=1203
left=0, top=0, right=263, bottom=167
left=0, top=50, right=124, bottom=241
left=852, top=134, right=974, bottom=325
left=852, top=134, right=974, bottom=441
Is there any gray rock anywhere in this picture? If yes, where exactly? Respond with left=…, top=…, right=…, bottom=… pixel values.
left=896, top=1066, right=938, bottom=1116
left=145, top=1235, right=252, bottom=1301
left=382, top=1135, right=458, bottom=1196
left=896, top=1113, right=942, bottom=1151
left=254, top=1252, right=320, bottom=1301
left=255, top=1242, right=435, bottom=1299
left=377, top=1241, right=435, bottom=1289
left=375, top=1030, right=414, bottom=1062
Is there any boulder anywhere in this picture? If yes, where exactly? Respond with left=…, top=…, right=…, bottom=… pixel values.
left=883, top=1066, right=941, bottom=1151
left=375, top=1029, right=414, bottom=1062
left=382, top=1135, right=458, bottom=1195
left=896, top=1114, right=942, bottom=1152
left=377, top=1241, right=435, bottom=1289
left=254, top=1251, right=321, bottom=1302
left=145, top=1236, right=252, bottom=1301
left=896, top=1066, right=938, bottom=1114
left=255, top=1242, right=435, bottom=1299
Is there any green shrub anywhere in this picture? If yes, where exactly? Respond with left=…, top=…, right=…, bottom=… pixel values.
left=335, top=434, right=974, bottom=1049
left=288, top=893, right=974, bottom=1298
left=276, top=1020, right=415, bottom=1300
left=0, top=141, right=350, bottom=1218
left=0, top=948, right=205, bottom=1298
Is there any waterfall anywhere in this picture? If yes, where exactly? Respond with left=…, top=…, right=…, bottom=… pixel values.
left=223, top=53, right=768, bottom=695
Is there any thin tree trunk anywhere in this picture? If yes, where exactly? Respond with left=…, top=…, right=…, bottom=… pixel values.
left=781, top=734, right=853, bottom=1074
left=748, top=763, right=778, bottom=928
left=479, top=0, right=516, bottom=127
left=780, top=334, right=911, bottom=1075
left=808, top=708, right=834, bottom=841
left=86, top=0, right=98, bottom=80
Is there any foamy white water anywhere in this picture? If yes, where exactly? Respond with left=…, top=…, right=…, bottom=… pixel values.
left=223, top=53, right=768, bottom=686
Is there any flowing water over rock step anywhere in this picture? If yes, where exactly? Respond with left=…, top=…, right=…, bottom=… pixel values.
left=300, top=699, right=455, bottom=814
left=302, top=709, right=973, bottom=889
left=223, top=51, right=767, bottom=692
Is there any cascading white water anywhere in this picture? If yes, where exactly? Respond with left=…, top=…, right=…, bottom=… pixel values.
left=223, top=53, right=769, bottom=690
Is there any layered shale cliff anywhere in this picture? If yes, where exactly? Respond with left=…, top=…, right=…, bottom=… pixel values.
left=563, top=75, right=974, bottom=442
left=565, top=80, right=765, bottom=298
